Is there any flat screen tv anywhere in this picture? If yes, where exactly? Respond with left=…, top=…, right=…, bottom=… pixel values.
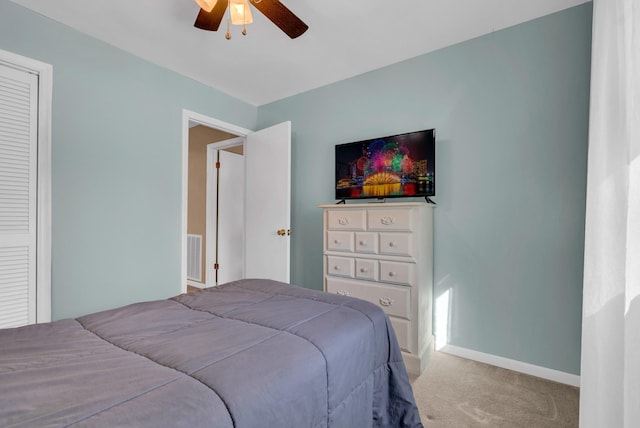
left=335, top=129, right=435, bottom=201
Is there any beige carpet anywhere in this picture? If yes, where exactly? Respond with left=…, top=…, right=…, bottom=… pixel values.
left=410, top=351, right=579, bottom=427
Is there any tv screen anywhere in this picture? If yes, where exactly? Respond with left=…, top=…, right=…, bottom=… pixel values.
left=335, top=129, right=435, bottom=201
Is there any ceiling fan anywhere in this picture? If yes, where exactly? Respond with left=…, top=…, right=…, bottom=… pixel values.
left=194, top=0, right=308, bottom=39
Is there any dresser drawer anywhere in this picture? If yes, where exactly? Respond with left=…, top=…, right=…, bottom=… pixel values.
left=355, top=259, right=378, bottom=281
left=379, top=261, right=413, bottom=286
left=379, top=233, right=412, bottom=257
left=390, top=317, right=411, bottom=352
left=326, top=256, right=354, bottom=278
left=326, top=231, right=354, bottom=252
left=354, top=232, right=378, bottom=254
left=367, top=208, right=413, bottom=231
left=327, top=210, right=366, bottom=230
left=326, top=278, right=410, bottom=319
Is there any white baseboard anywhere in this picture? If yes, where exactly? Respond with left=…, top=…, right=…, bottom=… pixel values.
left=403, top=335, right=434, bottom=376
left=439, top=344, right=580, bottom=388
left=186, top=280, right=205, bottom=288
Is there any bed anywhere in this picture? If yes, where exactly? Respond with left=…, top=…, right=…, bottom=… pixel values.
left=0, top=279, right=422, bottom=427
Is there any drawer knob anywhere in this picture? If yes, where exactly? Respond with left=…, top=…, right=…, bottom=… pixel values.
left=380, top=216, right=394, bottom=225
left=379, top=297, right=393, bottom=306
left=334, top=239, right=341, bottom=244
left=388, top=272, right=396, bottom=277
left=333, top=265, right=341, bottom=271
left=359, top=241, right=366, bottom=246
left=337, top=290, right=349, bottom=296
left=338, top=217, right=350, bottom=225
left=388, top=242, right=395, bottom=247
left=360, top=268, right=368, bottom=273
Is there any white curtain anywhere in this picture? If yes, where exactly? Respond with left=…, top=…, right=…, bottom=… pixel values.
left=580, top=0, right=640, bottom=426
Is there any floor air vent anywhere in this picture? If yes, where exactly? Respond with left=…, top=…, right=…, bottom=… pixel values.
left=187, top=234, right=202, bottom=282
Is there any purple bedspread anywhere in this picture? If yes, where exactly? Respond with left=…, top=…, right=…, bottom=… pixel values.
left=0, top=279, right=422, bottom=427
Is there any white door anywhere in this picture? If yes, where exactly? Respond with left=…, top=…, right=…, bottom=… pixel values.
left=0, top=65, right=38, bottom=328
left=244, top=121, right=291, bottom=283
left=216, top=149, right=244, bottom=285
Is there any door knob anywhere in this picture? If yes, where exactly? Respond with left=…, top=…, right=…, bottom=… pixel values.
left=277, top=229, right=286, bottom=236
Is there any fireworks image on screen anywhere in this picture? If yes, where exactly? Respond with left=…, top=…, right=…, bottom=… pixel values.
left=336, top=130, right=434, bottom=200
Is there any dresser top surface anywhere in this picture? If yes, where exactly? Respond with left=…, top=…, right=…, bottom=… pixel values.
left=318, top=202, right=435, bottom=209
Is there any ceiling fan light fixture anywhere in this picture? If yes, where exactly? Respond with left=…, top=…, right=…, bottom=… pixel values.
left=229, top=0, right=253, bottom=25
left=193, top=0, right=308, bottom=40
left=195, top=0, right=217, bottom=13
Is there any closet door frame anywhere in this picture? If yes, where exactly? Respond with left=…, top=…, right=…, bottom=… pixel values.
left=0, top=48, right=52, bottom=323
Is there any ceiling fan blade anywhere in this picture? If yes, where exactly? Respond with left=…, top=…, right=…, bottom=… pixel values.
left=194, top=1, right=228, bottom=31
left=250, top=0, right=308, bottom=39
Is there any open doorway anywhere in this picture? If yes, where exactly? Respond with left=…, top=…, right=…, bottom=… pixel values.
left=181, top=110, right=292, bottom=294
left=186, top=127, right=242, bottom=290
left=181, top=111, right=252, bottom=293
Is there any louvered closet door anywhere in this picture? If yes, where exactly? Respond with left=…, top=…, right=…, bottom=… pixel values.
left=0, top=65, right=37, bottom=328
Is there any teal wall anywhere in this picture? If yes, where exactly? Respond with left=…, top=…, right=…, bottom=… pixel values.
left=258, top=4, right=592, bottom=375
left=1, top=0, right=591, bottom=375
left=0, top=1, right=258, bottom=320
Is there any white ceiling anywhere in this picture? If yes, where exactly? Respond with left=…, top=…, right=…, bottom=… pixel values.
left=10, top=0, right=589, bottom=106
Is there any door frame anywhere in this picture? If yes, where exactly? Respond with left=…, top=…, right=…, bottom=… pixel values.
left=180, top=109, right=252, bottom=293
left=205, top=137, right=244, bottom=287
left=0, top=49, right=52, bottom=323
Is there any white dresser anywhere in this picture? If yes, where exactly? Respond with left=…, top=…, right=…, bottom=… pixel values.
left=318, top=202, right=434, bottom=375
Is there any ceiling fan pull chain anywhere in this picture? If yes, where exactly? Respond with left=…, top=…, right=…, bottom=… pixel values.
left=225, top=0, right=232, bottom=39
left=242, top=1, right=247, bottom=35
